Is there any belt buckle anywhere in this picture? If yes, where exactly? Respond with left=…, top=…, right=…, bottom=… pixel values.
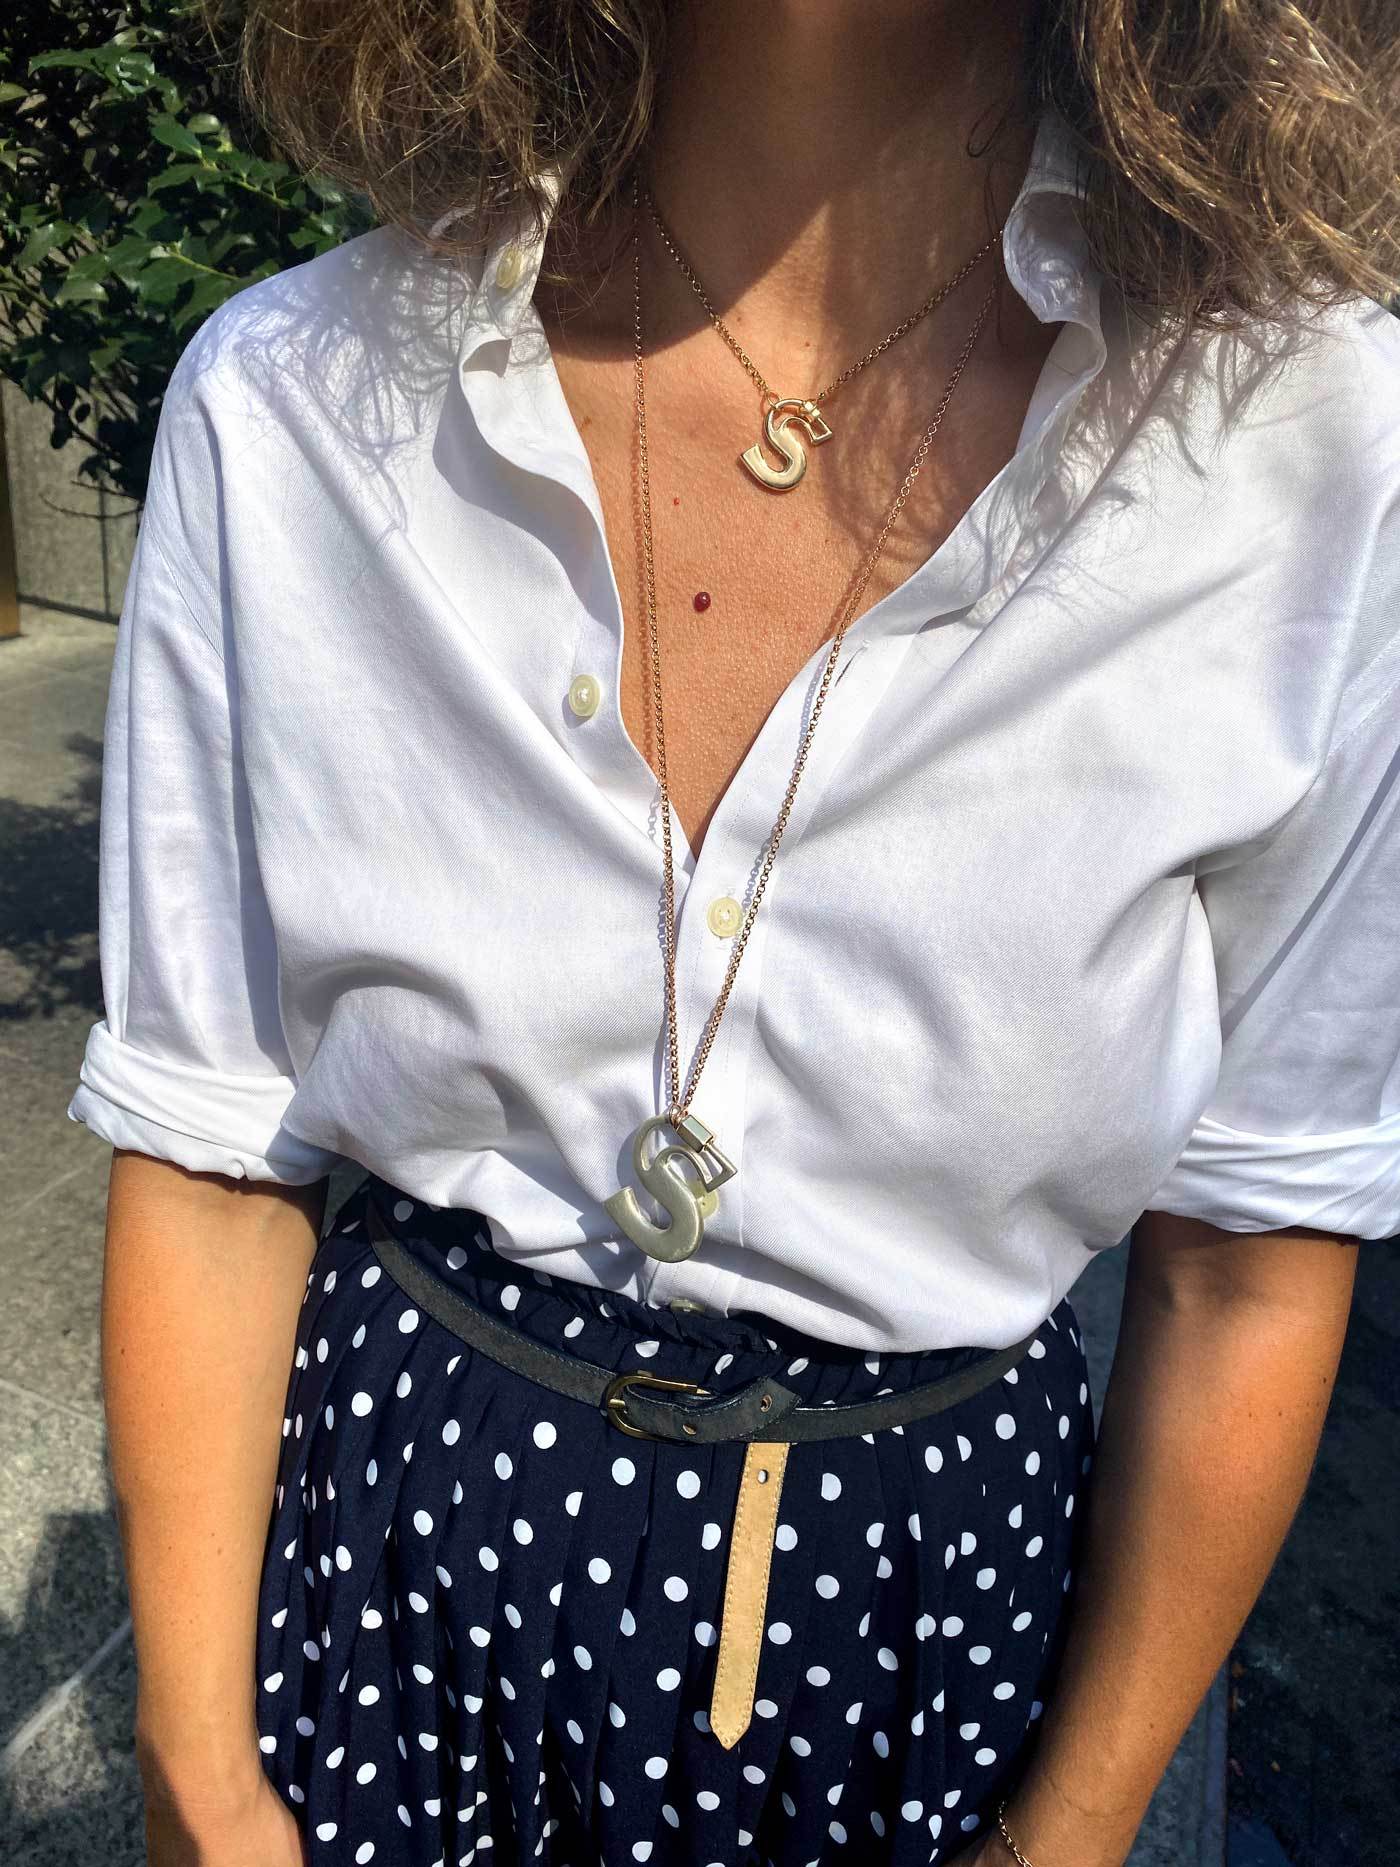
left=604, top=1370, right=713, bottom=1439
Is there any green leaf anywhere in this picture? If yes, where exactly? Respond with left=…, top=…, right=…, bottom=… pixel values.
left=148, top=161, right=209, bottom=192
left=172, top=272, right=238, bottom=330
left=131, top=255, right=195, bottom=304
left=238, top=154, right=292, bottom=187
left=129, top=200, right=172, bottom=236
left=17, top=221, right=65, bottom=267
left=64, top=250, right=113, bottom=284
left=104, top=233, right=158, bottom=273
left=111, top=52, right=157, bottom=87
left=54, top=275, right=108, bottom=306
left=205, top=229, right=256, bottom=265
left=178, top=233, right=218, bottom=268
left=150, top=114, right=204, bottom=156
left=29, top=50, right=104, bottom=76
left=186, top=114, right=222, bottom=135
left=0, top=82, right=28, bottom=106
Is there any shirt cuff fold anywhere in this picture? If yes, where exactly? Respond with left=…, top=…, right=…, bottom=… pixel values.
left=1147, top=1110, right=1400, bottom=1241
left=68, top=1018, right=343, bottom=1184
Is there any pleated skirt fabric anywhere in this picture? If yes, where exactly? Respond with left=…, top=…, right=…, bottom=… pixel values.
left=255, top=1172, right=1097, bottom=1867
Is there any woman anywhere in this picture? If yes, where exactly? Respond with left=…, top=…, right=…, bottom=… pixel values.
left=70, top=1, right=1399, bottom=1863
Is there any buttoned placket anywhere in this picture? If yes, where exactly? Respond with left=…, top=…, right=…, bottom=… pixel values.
left=564, top=474, right=1056, bottom=1315
left=447, top=156, right=1111, bottom=1319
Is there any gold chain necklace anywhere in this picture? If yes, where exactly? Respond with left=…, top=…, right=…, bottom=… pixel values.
left=641, top=182, right=1004, bottom=492
left=604, top=173, right=1000, bottom=1264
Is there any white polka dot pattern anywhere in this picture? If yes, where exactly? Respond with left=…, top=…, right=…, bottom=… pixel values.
left=253, top=1178, right=1095, bottom=1866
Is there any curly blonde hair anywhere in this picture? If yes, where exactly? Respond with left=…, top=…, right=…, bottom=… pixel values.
left=216, top=0, right=1399, bottom=336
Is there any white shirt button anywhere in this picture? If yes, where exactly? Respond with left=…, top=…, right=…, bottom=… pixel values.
left=706, top=896, right=742, bottom=938
left=567, top=674, right=601, bottom=719
left=494, top=245, right=525, bottom=291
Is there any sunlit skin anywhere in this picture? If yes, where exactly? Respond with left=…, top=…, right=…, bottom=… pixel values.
left=536, top=0, right=1063, bottom=866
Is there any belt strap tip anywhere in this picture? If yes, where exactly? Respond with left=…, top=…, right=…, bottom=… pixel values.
left=709, top=1440, right=790, bottom=1754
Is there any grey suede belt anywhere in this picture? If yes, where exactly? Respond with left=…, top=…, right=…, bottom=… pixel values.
left=363, top=1198, right=1038, bottom=1447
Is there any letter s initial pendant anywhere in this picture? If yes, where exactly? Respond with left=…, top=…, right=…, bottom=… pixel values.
left=604, top=1114, right=738, bottom=1263
left=740, top=398, right=834, bottom=492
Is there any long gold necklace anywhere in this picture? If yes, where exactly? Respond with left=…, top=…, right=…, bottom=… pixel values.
left=604, top=175, right=1000, bottom=1264
left=641, top=182, right=1003, bottom=492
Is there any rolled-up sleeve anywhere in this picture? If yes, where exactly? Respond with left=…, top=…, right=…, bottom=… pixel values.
left=1146, top=630, right=1400, bottom=1241
left=66, top=341, right=343, bottom=1184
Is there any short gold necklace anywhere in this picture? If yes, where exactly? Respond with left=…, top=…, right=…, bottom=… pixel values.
left=604, top=173, right=1000, bottom=1264
left=640, top=182, right=1004, bottom=492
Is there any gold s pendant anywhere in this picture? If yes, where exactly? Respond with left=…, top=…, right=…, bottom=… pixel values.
left=604, top=1113, right=738, bottom=1263
left=740, top=398, right=834, bottom=492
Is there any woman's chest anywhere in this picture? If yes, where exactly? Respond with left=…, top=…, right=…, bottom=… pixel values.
left=554, top=330, right=1060, bottom=861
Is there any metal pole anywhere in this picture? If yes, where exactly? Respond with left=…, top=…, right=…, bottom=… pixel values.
left=0, top=391, right=19, bottom=640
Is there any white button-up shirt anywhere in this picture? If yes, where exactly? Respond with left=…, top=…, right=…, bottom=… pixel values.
left=68, top=106, right=1400, bottom=1350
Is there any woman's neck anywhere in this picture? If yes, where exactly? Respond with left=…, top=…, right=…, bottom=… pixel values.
left=639, top=0, right=1042, bottom=370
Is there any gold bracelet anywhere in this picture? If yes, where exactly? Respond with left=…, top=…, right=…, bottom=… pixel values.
left=995, top=1798, right=1040, bottom=1866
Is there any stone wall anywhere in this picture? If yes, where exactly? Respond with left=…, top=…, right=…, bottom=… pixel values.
left=1, top=381, right=138, bottom=626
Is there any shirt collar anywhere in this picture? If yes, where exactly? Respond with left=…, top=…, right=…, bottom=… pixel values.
left=453, top=101, right=1099, bottom=377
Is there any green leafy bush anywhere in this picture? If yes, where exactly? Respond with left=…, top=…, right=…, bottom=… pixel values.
left=0, top=0, right=371, bottom=504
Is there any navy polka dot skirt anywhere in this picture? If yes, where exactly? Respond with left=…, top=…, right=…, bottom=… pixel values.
left=255, top=1173, right=1097, bottom=1866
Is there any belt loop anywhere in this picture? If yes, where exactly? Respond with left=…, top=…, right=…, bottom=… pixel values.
left=709, top=1440, right=791, bottom=1749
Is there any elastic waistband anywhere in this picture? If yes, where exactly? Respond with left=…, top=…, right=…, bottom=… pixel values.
left=356, top=1172, right=1024, bottom=1384
left=363, top=1194, right=1038, bottom=1444
left=349, top=1174, right=1058, bottom=1418
left=359, top=1173, right=784, bottom=1358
